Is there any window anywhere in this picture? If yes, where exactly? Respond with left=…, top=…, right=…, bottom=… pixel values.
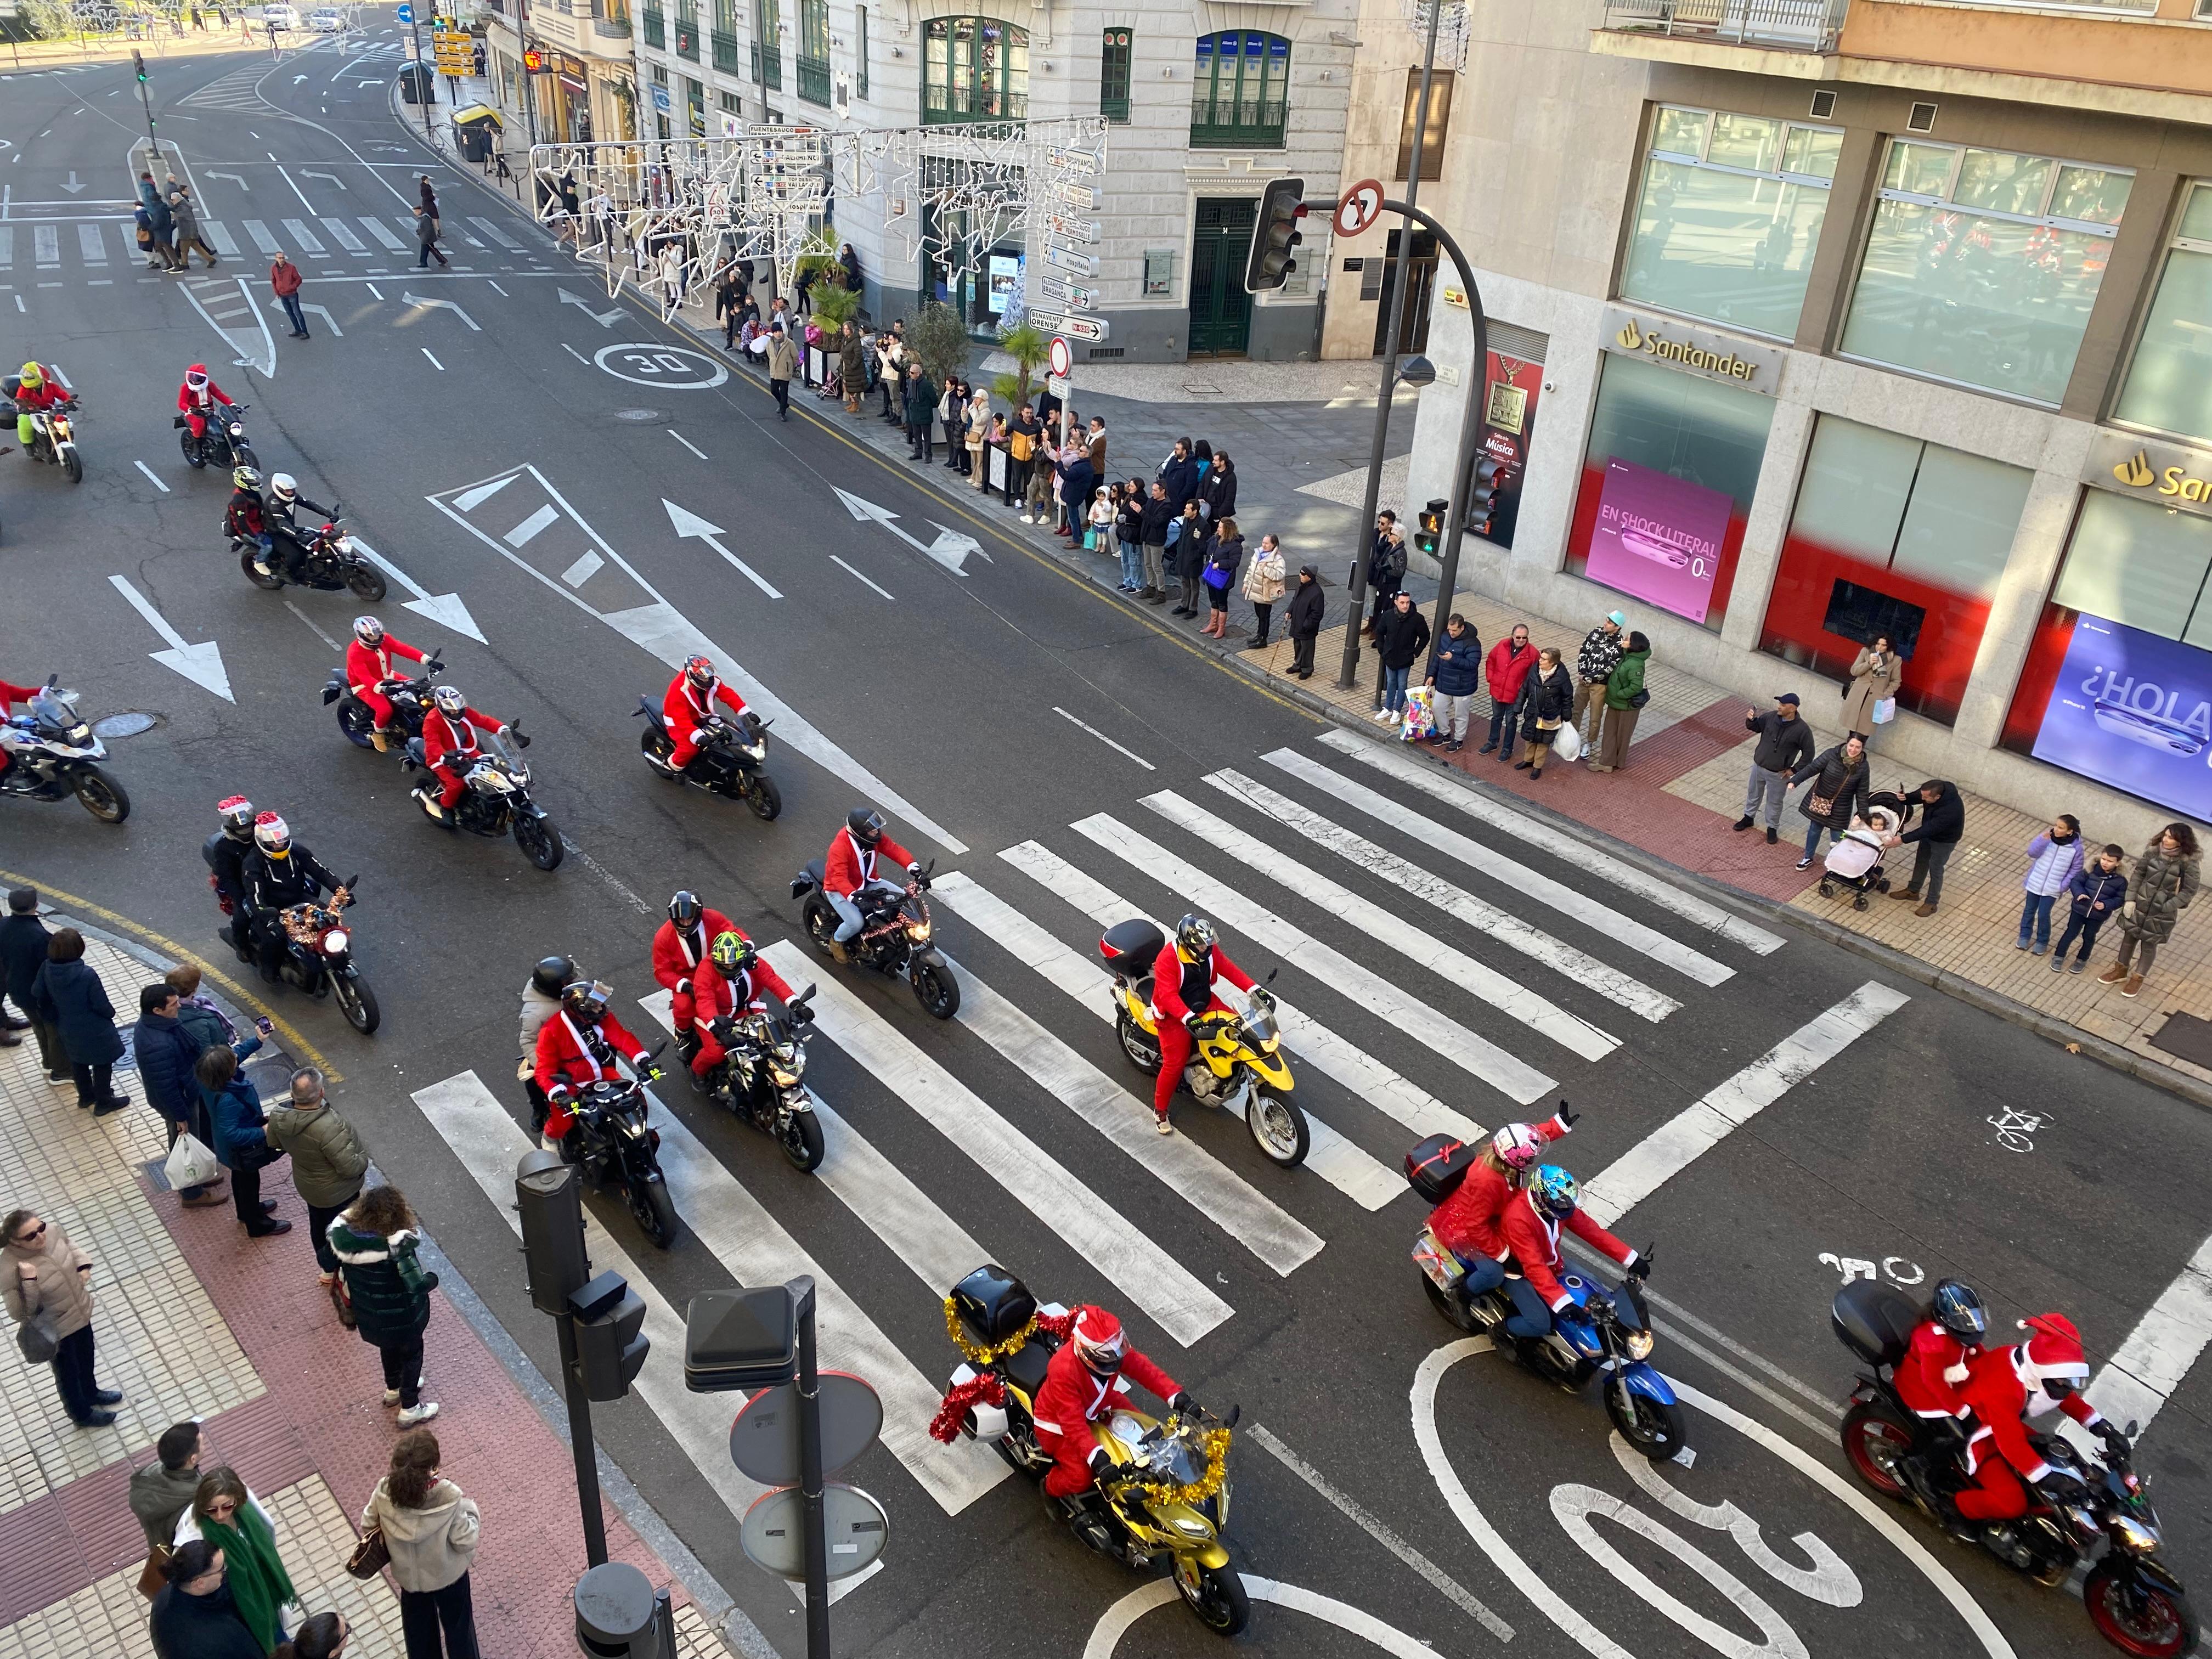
left=1840, top=139, right=2131, bottom=405
left=1100, top=27, right=1132, bottom=123
left=1190, top=31, right=1287, bottom=149
left=752, top=0, right=781, bottom=88
left=923, top=16, right=1027, bottom=123
left=2113, top=184, right=2212, bottom=445
left=685, top=77, right=706, bottom=135
left=1760, top=417, right=2032, bottom=725
left=855, top=5, right=868, bottom=99
left=674, top=0, right=698, bottom=57
left=798, top=0, right=830, bottom=102
left=1619, top=106, right=1839, bottom=341
left=1395, top=69, right=1453, bottom=183
left=642, top=0, right=663, bottom=47
left=712, top=0, right=738, bottom=72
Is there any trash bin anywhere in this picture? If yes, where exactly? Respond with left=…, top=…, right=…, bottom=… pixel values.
left=457, top=123, right=491, bottom=162
left=399, top=64, right=435, bottom=103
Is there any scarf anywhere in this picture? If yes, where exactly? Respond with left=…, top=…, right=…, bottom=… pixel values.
left=201, top=1502, right=295, bottom=1656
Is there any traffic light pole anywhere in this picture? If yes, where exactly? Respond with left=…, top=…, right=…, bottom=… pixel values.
left=132, top=52, right=160, bottom=174
left=1334, top=0, right=1442, bottom=695
left=792, top=1277, right=831, bottom=1658
left=412, top=10, right=436, bottom=140
left=556, top=1312, right=611, bottom=1568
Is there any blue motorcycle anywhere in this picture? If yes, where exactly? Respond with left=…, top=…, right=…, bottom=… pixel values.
left=1414, top=1222, right=1687, bottom=1461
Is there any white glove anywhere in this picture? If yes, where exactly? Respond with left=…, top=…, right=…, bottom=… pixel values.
left=515, top=1058, right=532, bottom=1082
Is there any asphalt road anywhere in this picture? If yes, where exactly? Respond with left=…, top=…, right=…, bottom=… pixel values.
left=5, top=27, right=2212, bottom=1659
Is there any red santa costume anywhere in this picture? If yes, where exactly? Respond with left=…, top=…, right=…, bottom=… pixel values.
left=652, top=906, right=739, bottom=996
left=532, top=1006, right=650, bottom=1140
left=419, top=701, right=506, bottom=809
left=1430, top=1115, right=1572, bottom=1262
left=0, top=678, right=40, bottom=782
left=176, top=365, right=234, bottom=441
left=662, top=664, right=750, bottom=770
left=1892, top=1320, right=1977, bottom=1422
left=1953, top=1313, right=2106, bottom=1521
left=1148, top=937, right=1255, bottom=1120
left=345, top=633, right=427, bottom=730
left=1031, top=1307, right=1181, bottom=1499
left=674, top=941, right=795, bottom=1077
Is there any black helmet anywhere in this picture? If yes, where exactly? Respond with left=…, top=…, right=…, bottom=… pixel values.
left=561, top=978, right=613, bottom=1020
left=1176, top=913, right=1216, bottom=957
left=532, top=955, right=575, bottom=997
left=1930, top=1279, right=1988, bottom=1344
left=668, top=890, right=702, bottom=927
left=847, top=808, right=885, bottom=848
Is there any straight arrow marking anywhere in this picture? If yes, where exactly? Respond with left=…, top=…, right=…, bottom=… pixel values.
left=663, top=498, right=781, bottom=599
left=108, top=574, right=234, bottom=702
left=558, top=287, right=625, bottom=327
left=347, top=534, right=485, bottom=642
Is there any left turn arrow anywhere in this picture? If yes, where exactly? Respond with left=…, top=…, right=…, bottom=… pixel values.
left=108, top=574, right=233, bottom=702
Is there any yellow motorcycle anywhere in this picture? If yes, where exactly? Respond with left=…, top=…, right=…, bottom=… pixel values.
left=940, top=1266, right=1250, bottom=1637
left=1099, top=919, right=1309, bottom=1167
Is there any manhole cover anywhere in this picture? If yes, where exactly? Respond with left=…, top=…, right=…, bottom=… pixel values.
left=612, top=408, right=664, bottom=422
left=93, top=713, right=158, bottom=738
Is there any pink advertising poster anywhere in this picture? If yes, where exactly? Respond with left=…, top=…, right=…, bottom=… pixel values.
left=1585, top=457, right=1734, bottom=625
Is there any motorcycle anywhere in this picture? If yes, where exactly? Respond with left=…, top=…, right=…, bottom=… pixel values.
left=693, top=988, right=825, bottom=1171
left=940, top=1265, right=1249, bottom=1637
left=175, top=402, right=256, bottom=471
left=259, top=877, right=379, bottom=1034
left=633, top=696, right=782, bottom=820
left=397, top=725, right=563, bottom=872
left=1099, top=918, right=1309, bottom=1167
left=0, top=678, right=129, bottom=822
left=1, top=383, right=82, bottom=484
left=793, top=856, right=958, bottom=1019
left=1833, top=1280, right=2198, bottom=1656
left=322, top=651, right=443, bottom=751
left=554, top=1053, right=678, bottom=1248
left=238, top=505, right=387, bottom=600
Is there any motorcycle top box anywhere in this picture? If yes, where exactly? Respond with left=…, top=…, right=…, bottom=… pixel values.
left=1832, top=1278, right=1918, bottom=1368
left=1406, top=1133, right=1476, bottom=1204
left=952, top=1263, right=1037, bottom=1345
left=1099, top=918, right=1165, bottom=978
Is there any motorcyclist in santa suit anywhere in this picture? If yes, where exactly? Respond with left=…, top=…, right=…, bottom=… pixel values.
left=413, top=684, right=518, bottom=826
left=1951, top=1311, right=2128, bottom=1526
left=652, top=890, right=738, bottom=998
left=1428, top=1109, right=1578, bottom=1304
left=177, top=363, right=234, bottom=447
left=1147, top=913, right=1253, bottom=1134
left=1494, top=1165, right=1647, bottom=1344
left=823, top=807, right=919, bottom=960
left=1032, top=1306, right=1199, bottom=1525
left=661, top=653, right=750, bottom=772
left=677, top=930, right=799, bottom=1082
left=533, top=977, right=661, bottom=1144
left=344, top=617, right=429, bottom=753
left=200, top=795, right=260, bottom=959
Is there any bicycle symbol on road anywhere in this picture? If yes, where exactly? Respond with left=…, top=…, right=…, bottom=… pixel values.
left=1988, top=1106, right=2044, bottom=1154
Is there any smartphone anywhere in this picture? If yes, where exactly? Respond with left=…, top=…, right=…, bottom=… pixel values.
left=254, top=1015, right=275, bottom=1036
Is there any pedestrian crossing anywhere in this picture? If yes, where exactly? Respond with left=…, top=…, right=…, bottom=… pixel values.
left=0, top=214, right=537, bottom=279
left=409, top=732, right=1906, bottom=1535
left=179, top=64, right=274, bottom=111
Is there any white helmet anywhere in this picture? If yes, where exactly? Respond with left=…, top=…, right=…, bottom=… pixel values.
left=270, top=471, right=298, bottom=505
left=431, top=684, right=466, bottom=718
left=1491, top=1122, right=1544, bottom=1173
left=352, top=616, right=384, bottom=647
left=253, top=811, right=292, bottom=859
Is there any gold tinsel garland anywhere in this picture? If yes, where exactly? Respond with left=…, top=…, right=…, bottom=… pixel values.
left=941, top=1295, right=1040, bottom=1366
left=1124, top=1427, right=1233, bottom=1507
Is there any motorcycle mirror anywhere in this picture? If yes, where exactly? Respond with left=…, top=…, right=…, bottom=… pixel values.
left=794, top=984, right=816, bottom=1006
left=42, top=674, right=58, bottom=689
left=1222, top=1404, right=1240, bottom=1429
left=646, top=1040, right=669, bottom=1059
left=344, top=874, right=361, bottom=890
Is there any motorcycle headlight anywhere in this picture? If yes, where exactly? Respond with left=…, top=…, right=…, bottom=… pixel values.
left=1624, top=1328, right=1655, bottom=1361
left=742, top=741, right=766, bottom=761
left=321, top=928, right=349, bottom=954
left=1170, top=1515, right=1212, bottom=1538
left=2111, top=1514, right=2163, bottom=1554
left=769, top=1064, right=800, bottom=1088
left=335, top=534, right=354, bottom=553
left=907, top=918, right=931, bottom=940
left=65, top=724, right=89, bottom=742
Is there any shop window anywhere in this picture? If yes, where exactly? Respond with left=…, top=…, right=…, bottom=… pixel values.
left=1190, top=32, right=1287, bottom=149
left=1395, top=69, right=1452, bottom=183
left=1100, top=27, right=1131, bottom=123
left=2113, top=184, right=2212, bottom=445
left=1562, top=351, right=1775, bottom=635
left=1840, top=139, right=2131, bottom=407
left=1619, top=105, right=1839, bottom=341
left=923, top=16, right=1026, bottom=122
left=1760, top=416, right=2030, bottom=727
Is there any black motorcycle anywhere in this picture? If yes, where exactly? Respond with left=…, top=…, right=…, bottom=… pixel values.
left=1834, top=1280, right=2198, bottom=1657
left=256, top=876, right=379, bottom=1034
left=633, top=696, right=781, bottom=819
left=792, top=856, right=958, bottom=1019
left=557, top=1057, right=678, bottom=1248
left=0, top=678, right=129, bottom=823
left=323, top=652, right=442, bottom=751
left=176, top=402, right=256, bottom=471
left=238, top=506, right=387, bottom=600
left=397, top=725, right=562, bottom=871
left=694, top=988, right=824, bottom=1172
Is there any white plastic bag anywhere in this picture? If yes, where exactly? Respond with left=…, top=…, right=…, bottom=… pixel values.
left=1400, top=685, right=1436, bottom=742
left=1553, top=721, right=1584, bottom=764
left=1872, top=696, right=1897, bottom=725
left=164, top=1132, right=219, bottom=1192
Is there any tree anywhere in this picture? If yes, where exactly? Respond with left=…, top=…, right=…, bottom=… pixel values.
left=906, top=301, right=972, bottom=389
left=812, top=279, right=862, bottom=331
left=991, top=319, right=1048, bottom=411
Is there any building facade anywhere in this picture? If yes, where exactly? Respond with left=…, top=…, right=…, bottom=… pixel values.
left=480, top=0, right=642, bottom=150
left=1325, top=0, right=2212, bottom=844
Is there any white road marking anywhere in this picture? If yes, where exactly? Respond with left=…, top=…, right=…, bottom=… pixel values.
left=0, top=228, right=11, bottom=268
left=1052, top=707, right=1154, bottom=770
left=504, top=504, right=560, bottom=547
left=75, top=223, right=104, bottom=263
left=487, top=279, right=508, bottom=296
left=467, top=213, right=520, bottom=249
left=204, top=221, right=240, bottom=257
left=1580, top=982, right=1911, bottom=1228
left=365, top=281, right=382, bottom=299
left=241, top=218, right=283, bottom=254
left=11, top=297, right=21, bottom=313
left=1317, top=730, right=1788, bottom=956
left=282, top=600, right=341, bottom=651
left=356, top=213, right=405, bottom=250
left=830, top=556, right=894, bottom=600
left=318, top=215, right=367, bottom=252
left=662, top=499, right=780, bottom=599
left=421, top=349, right=443, bottom=370
left=400, top=290, right=479, bottom=329
left=133, top=460, right=170, bottom=492
left=2075, top=1229, right=2212, bottom=1447
left=560, top=551, right=605, bottom=588
left=277, top=165, right=317, bottom=213
left=667, top=428, right=707, bottom=459
left=562, top=342, right=588, bottom=363
left=764, top=941, right=1232, bottom=1346
left=108, top=574, right=233, bottom=702
left=279, top=215, right=325, bottom=255
left=33, top=224, right=57, bottom=264
left=1608, top=1433, right=1861, bottom=1606
left=1087, top=1577, right=1452, bottom=1658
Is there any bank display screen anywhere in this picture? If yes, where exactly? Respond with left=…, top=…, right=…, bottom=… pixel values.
left=2032, top=613, right=2212, bottom=819
left=1584, top=457, right=1734, bottom=625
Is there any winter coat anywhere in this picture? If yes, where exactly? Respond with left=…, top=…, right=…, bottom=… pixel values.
left=201, top=1036, right=270, bottom=1171
left=269, top=258, right=303, bottom=298
left=414, top=209, right=439, bottom=247
left=2121, top=840, right=2202, bottom=946
left=1842, top=646, right=1899, bottom=735
left=1288, top=573, right=1326, bottom=639
left=168, top=193, right=202, bottom=243
left=1428, top=630, right=1483, bottom=697
left=1116, top=495, right=1147, bottom=544
left=2022, top=832, right=2084, bottom=898
left=0, top=912, right=50, bottom=1006
left=1576, top=627, right=1624, bottom=686
left=902, top=376, right=936, bottom=426
left=174, top=994, right=236, bottom=1055
left=1158, top=455, right=1199, bottom=512
left=328, top=1218, right=436, bottom=1348
left=1516, top=664, right=1573, bottom=741
left=1604, top=648, right=1650, bottom=712
left=1790, top=746, right=1871, bottom=832
left=767, top=334, right=800, bottom=381
left=148, top=1581, right=265, bottom=1659
left=1366, top=535, right=1407, bottom=596
left=1197, top=463, right=1237, bottom=523
left=1139, top=498, right=1173, bottom=544
left=28, top=958, right=125, bottom=1068
left=1897, top=782, right=1963, bottom=847
left=1745, top=710, right=1814, bottom=775
left=2069, top=862, right=2128, bottom=919
left=140, top=182, right=173, bottom=235
left=1173, top=517, right=1208, bottom=580
left=3, top=1219, right=93, bottom=1341
left=362, top=1476, right=481, bottom=1594
left=1201, top=533, right=1244, bottom=595
left=1376, top=605, right=1432, bottom=672
left=263, top=1098, right=369, bottom=1209
left=1483, top=639, right=1536, bottom=704
left=130, top=1459, right=202, bottom=1553
left=839, top=336, right=867, bottom=389
left=133, top=1008, right=204, bottom=1124
left=1241, top=543, right=1285, bottom=605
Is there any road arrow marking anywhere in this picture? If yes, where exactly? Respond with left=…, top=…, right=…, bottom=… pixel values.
left=293, top=73, right=308, bottom=82
left=348, top=533, right=484, bottom=641
left=206, top=170, right=250, bottom=190
left=268, top=297, right=342, bottom=336
left=558, top=287, right=625, bottom=327
left=662, top=499, right=781, bottom=599
left=400, top=291, right=480, bottom=330
left=833, top=487, right=991, bottom=576
left=301, top=168, right=347, bottom=189
left=60, top=171, right=84, bottom=194
left=108, top=574, right=233, bottom=702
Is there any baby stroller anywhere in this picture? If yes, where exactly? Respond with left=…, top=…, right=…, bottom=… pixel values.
left=1816, top=800, right=1903, bottom=910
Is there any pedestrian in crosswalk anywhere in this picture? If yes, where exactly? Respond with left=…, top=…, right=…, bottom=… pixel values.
left=270, top=254, right=309, bottom=338
left=414, top=210, right=448, bottom=270
left=167, top=182, right=219, bottom=269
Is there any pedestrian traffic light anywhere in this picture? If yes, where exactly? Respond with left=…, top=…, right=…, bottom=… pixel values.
left=571, top=1270, right=650, bottom=1402
left=515, top=1151, right=590, bottom=1318
left=521, top=46, right=545, bottom=71
left=132, top=49, right=146, bottom=81
left=1415, top=498, right=1447, bottom=560
left=1245, top=175, right=1307, bottom=294
left=1465, top=457, right=1503, bottom=538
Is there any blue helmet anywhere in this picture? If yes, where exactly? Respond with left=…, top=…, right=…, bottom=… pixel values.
left=1531, top=1165, right=1578, bottom=1220
left=1931, top=1279, right=1987, bottom=1344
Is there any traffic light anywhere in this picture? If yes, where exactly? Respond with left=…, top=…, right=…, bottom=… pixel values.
left=132, top=49, right=146, bottom=82
left=1414, top=498, right=1447, bottom=560
left=515, top=1151, right=590, bottom=1317
left=1245, top=175, right=1307, bottom=294
left=521, top=46, right=545, bottom=71
left=571, top=1269, right=650, bottom=1402
left=1465, top=458, right=1504, bottom=538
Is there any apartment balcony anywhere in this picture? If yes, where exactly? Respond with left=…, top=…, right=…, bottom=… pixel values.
left=642, top=4, right=663, bottom=46
left=1594, top=0, right=1845, bottom=75
left=595, top=12, right=631, bottom=37
left=797, top=53, right=831, bottom=104
left=712, top=27, right=739, bottom=71
left=752, top=40, right=782, bottom=88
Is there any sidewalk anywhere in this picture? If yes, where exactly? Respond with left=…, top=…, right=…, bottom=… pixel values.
left=0, top=920, right=747, bottom=1658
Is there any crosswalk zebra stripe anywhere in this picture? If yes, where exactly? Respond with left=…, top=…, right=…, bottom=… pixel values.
left=997, top=840, right=1469, bottom=1172
left=1073, top=813, right=1556, bottom=1109
left=409, top=1071, right=775, bottom=1523
left=934, top=931, right=1325, bottom=1276
left=204, top=221, right=240, bottom=257
left=115, top=223, right=138, bottom=263
left=1579, top=981, right=1911, bottom=1228
left=1205, top=770, right=1679, bottom=1024
left=357, top=213, right=407, bottom=251
left=1269, top=748, right=1733, bottom=988
left=280, top=218, right=326, bottom=256
left=76, top=224, right=105, bottom=264
left=764, top=942, right=1233, bottom=1347
left=0, top=227, right=13, bottom=269
left=2076, top=1230, right=2212, bottom=1449
left=319, top=216, right=368, bottom=253
left=241, top=219, right=283, bottom=255
left=934, top=871, right=1398, bottom=1214
left=1314, top=731, right=1787, bottom=957
left=469, top=215, right=521, bottom=250
left=1147, top=788, right=1618, bottom=1064
left=33, top=225, right=58, bottom=266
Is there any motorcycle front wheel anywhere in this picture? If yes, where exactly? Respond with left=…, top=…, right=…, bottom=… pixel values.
left=330, top=974, right=381, bottom=1035
left=745, top=772, right=782, bottom=820
left=345, top=563, right=388, bottom=601
left=780, top=1110, right=826, bottom=1173
left=60, top=445, right=81, bottom=485
left=71, top=767, right=130, bottom=825
left=1606, top=1378, right=1688, bottom=1463
left=631, top=1176, right=679, bottom=1248
left=1244, top=1090, right=1308, bottom=1167
left=516, top=814, right=564, bottom=872
left=911, top=960, right=959, bottom=1020
left=2085, top=1561, right=2200, bottom=1658
left=240, top=546, right=284, bottom=590
left=1838, top=1402, right=1915, bottom=1500
left=1173, top=1556, right=1249, bottom=1638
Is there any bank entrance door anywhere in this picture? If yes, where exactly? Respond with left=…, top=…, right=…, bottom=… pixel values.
left=1188, top=198, right=1256, bottom=358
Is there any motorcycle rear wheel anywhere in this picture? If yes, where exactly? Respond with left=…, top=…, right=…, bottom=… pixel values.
left=640, top=726, right=678, bottom=772
left=1839, top=1402, right=1915, bottom=1499
left=335, top=699, right=375, bottom=749
left=2085, top=1561, right=2200, bottom=1658
left=331, top=975, right=381, bottom=1035
left=72, top=767, right=130, bottom=825
left=1606, top=1378, right=1688, bottom=1463
left=345, top=564, right=388, bottom=601
left=61, top=446, right=81, bottom=485
left=1245, top=1090, right=1308, bottom=1167
left=911, top=961, right=959, bottom=1020
left=803, top=900, right=842, bottom=959
left=1116, top=1008, right=1163, bottom=1074
left=745, top=773, right=782, bottom=820
left=631, top=1176, right=679, bottom=1248
left=1173, top=1556, right=1249, bottom=1637
left=240, top=546, right=284, bottom=591
left=516, top=814, right=564, bottom=872
left=1421, top=1274, right=1480, bottom=1333
left=780, top=1110, right=826, bottom=1172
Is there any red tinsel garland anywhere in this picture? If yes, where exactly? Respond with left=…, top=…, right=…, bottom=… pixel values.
left=928, top=1372, right=1005, bottom=1444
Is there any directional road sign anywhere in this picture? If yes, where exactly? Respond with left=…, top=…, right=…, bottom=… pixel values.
left=1044, top=246, right=1097, bottom=278
left=1033, top=313, right=1109, bottom=344
left=741, top=1485, right=889, bottom=1582
left=1034, top=276, right=1094, bottom=312
left=396, top=2, right=413, bottom=19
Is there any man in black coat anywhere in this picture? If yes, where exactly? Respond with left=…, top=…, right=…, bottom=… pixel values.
left=0, top=888, right=49, bottom=1071
left=1157, top=438, right=1199, bottom=514
left=149, top=1541, right=265, bottom=1659
left=1363, top=519, right=1407, bottom=637
left=1735, top=693, right=1815, bottom=844
left=1285, top=565, right=1325, bottom=679
left=136, top=983, right=222, bottom=1206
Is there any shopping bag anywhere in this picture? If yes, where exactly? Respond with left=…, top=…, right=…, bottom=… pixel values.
left=163, top=1132, right=220, bottom=1192
left=1553, top=721, right=1583, bottom=764
left=1400, top=686, right=1436, bottom=742
left=1872, top=697, right=1897, bottom=725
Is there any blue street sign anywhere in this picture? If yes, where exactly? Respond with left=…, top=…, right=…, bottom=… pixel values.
left=396, top=4, right=413, bottom=21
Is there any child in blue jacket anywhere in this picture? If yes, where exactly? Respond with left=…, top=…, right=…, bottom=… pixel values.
left=2053, top=843, right=2129, bottom=974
